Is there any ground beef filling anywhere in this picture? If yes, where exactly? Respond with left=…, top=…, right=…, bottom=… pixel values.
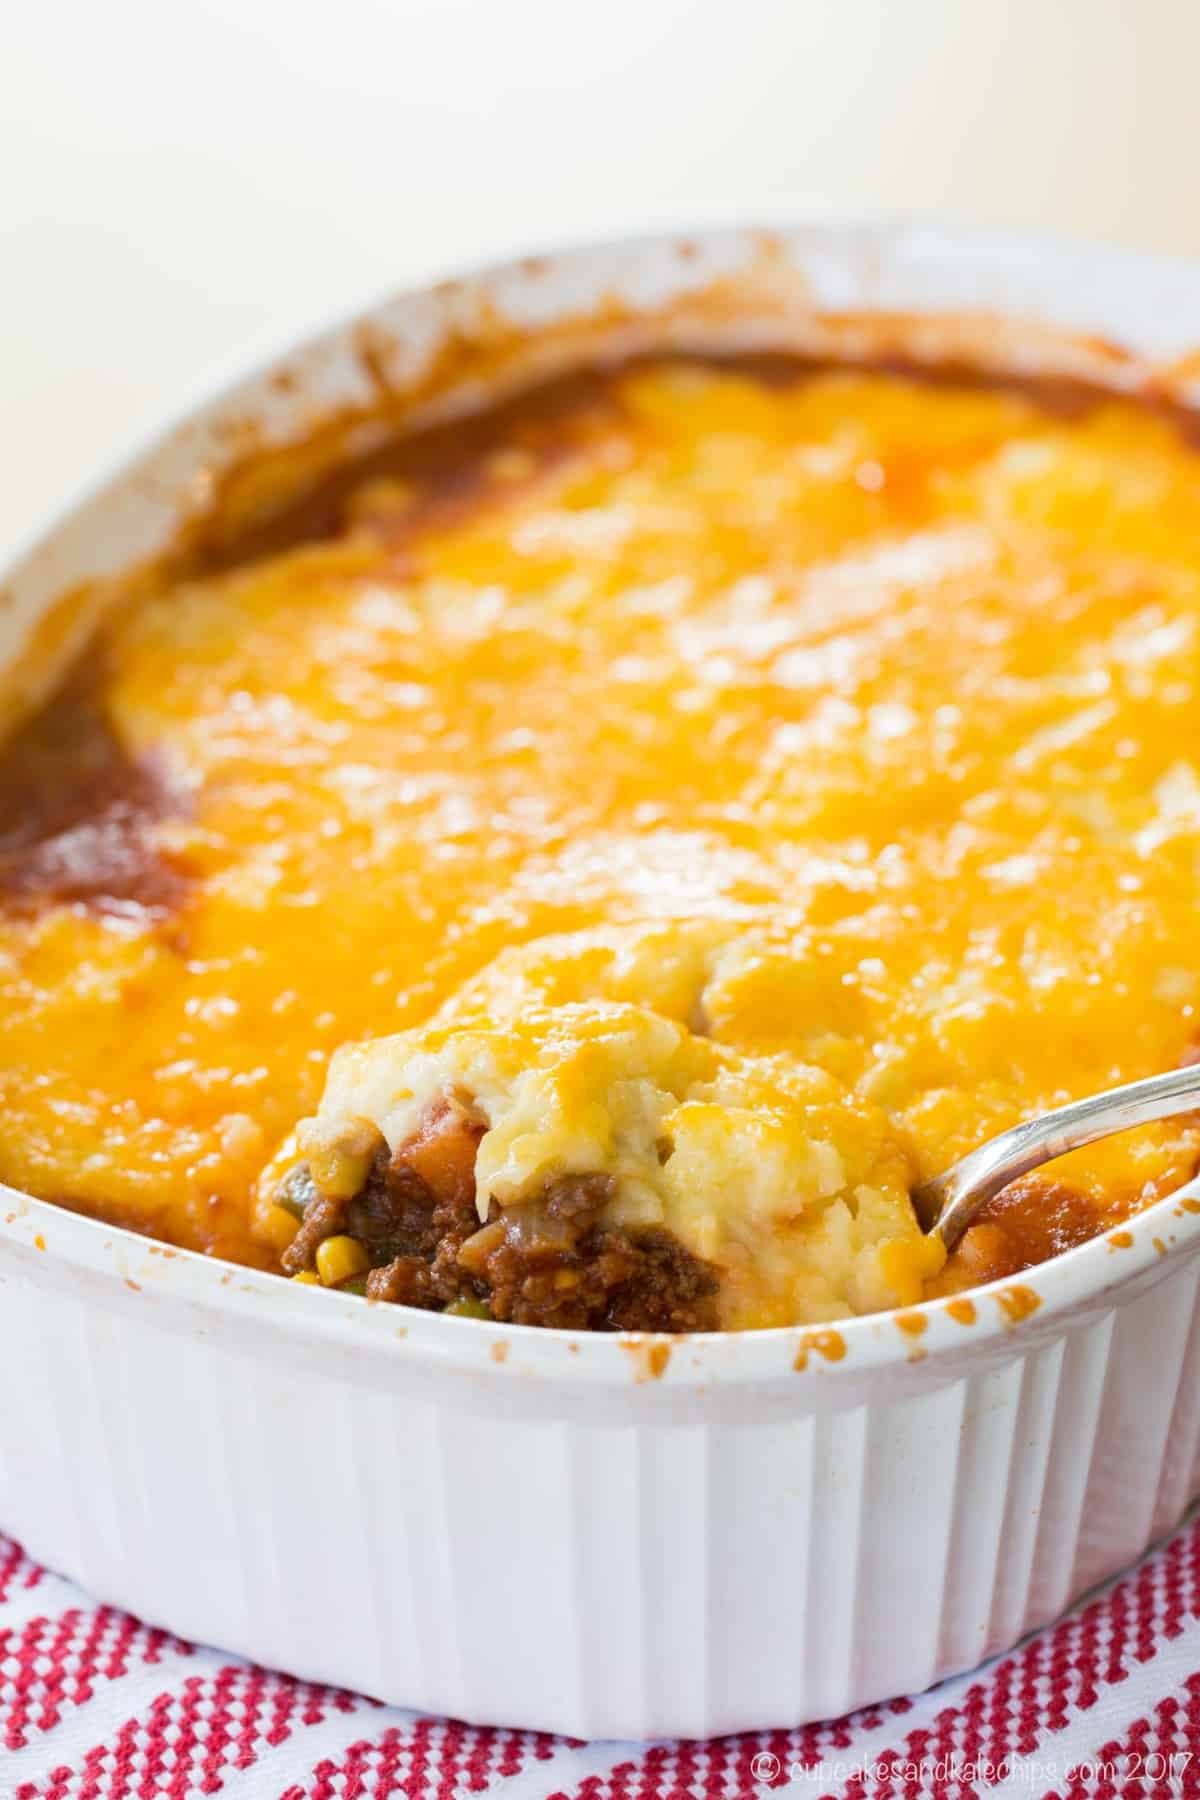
left=279, top=1102, right=721, bottom=1332
left=949, top=1175, right=1110, bottom=1286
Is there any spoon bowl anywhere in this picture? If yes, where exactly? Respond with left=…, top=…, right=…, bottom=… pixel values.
left=914, top=1061, right=1200, bottom=1250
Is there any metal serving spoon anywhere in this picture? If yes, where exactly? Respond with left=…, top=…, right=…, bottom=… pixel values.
left=913, top=1062, right=1200, bottom=1251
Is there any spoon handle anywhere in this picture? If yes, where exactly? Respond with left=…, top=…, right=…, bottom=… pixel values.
left=913, top=1062, right=1200, bottom=1250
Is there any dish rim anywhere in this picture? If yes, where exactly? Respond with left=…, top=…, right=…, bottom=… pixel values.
left=3, top=1163, right=1200, bottom=1386
left=4, top=216, right=1200, bottom=1387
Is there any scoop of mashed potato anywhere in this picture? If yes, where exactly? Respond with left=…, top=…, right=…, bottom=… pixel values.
left=265, top=925, right=943, bottom=1327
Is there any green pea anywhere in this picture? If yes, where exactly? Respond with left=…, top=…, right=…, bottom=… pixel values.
left=444, top=1294, right=492, bottom=1320
left=276, top=1163, right=317, bottom=1221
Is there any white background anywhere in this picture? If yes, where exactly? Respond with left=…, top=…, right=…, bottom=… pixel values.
left=3, top=0, right=1199, bottom=557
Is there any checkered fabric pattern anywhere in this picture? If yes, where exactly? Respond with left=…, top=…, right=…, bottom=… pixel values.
left=2, top=1517, right=1199, bottom=1799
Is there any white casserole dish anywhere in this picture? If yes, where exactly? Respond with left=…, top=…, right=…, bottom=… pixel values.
left=4, top=223, right=1200, bottom=1742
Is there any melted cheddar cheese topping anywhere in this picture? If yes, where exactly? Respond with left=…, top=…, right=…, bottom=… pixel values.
left=3, top=352, right=1200, bottom=1322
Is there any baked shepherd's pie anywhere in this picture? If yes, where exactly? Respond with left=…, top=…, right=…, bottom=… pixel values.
left=4, top=346, right=1200, bottom=1330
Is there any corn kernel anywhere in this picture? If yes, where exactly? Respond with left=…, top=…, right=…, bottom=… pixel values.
left=260, top=1203, right=300, bottom=1254
left=291, top=1270, right=320, bottom=1285
left=316, top=1235, right=370, bottom=1287
left=303, top=1116, right=385, bottom=1199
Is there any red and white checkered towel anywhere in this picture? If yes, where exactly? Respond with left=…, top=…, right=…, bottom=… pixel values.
left=2, top=1517, right=1199, bottom=1800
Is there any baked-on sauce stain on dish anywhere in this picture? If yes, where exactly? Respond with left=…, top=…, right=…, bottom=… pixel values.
left=4, top=348, right=1200, bottom=1322
left=996, top=1286, right=1042, bottom=1326
left=894, top=1310, right=929, bottom=1337
left=793, top=1329, right=848, bottom=1370
left=0, top=672, right=186, bottom=916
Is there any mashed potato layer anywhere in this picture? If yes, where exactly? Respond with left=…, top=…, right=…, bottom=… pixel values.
left=283, top=926, right=942, bottom=1327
